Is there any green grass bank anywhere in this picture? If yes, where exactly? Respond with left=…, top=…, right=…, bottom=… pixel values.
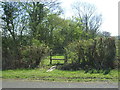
left=2, top=69, right=118, bottom=82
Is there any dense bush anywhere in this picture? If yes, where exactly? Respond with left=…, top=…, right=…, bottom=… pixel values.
left=117, top=39, right=120, bottom=68
left=20, top=39, right=49, bottom=68
left=117, top=39, right=120, bottom=58
left=2, top=39, right=49, bottom=70
left=65, top=37, right=116, bottom=70
left=93, top=38, right=116, bottom=69
left=2, top=37, right=21, bottom=70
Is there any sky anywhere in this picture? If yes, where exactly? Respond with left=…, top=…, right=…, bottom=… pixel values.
left=60, top=0, right=119, bottom=36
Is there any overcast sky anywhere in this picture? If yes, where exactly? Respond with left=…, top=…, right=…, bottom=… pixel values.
left=60, top=0, right=119, bottom=36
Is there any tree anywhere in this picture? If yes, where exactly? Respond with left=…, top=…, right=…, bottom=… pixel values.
left=102, top=31, right=111, bottom=37
left=1, top=2, right=22, bottom=69
left=23, top=2, right=45, bottom=39
left=23, top=1, right=62, bottom=43
left=1, top=2, right=35, bottom=69
left=42, top=0, right=63, bottom=15
left=72, top=2, right=102, bottom=39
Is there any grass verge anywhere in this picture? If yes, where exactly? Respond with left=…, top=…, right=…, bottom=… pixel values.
left=2, top=68, right=118, bottom=82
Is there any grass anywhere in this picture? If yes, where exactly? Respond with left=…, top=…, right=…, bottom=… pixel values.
left=2, top=68, right=118, bottom=82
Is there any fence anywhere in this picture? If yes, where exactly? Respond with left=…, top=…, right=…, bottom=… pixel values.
left=49, top=51, right=67, bottom=65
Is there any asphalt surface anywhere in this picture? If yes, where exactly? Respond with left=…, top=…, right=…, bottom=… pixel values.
left=1, top=79, right=118, bottom=88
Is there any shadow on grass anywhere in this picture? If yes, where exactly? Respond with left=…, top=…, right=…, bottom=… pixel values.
left=84, top=69, right=111, bottom=75
left=57, top=63, right=111, bottom=75
left=103, top=69, right=111, bottom=75
left=57, top=63, right=81, bottom=71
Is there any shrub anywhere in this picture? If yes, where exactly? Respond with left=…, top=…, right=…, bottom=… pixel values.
left=65, top=37, right=116, bottom=70
left=65, top=39, right=94, bottom=67
left=20, top=39, right=49, bottom=69
left=96, top=38, right=116, bottom=69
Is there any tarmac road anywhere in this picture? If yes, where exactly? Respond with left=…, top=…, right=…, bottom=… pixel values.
left=1, top=79, right=118, bottom=88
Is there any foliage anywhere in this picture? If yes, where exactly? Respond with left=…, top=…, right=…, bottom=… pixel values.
left=2, top=37, right=49, bottom=70
left=20, top=39, right=50, bottom=69
left=117, top=39, right=120, bottom=68
left=65, top=37, right=116, bottom=70
left=117, top=39, right=120, bottom=58
left=1, top=2, right=30, bottom=70
left=1, top=2, right=117, bottom=70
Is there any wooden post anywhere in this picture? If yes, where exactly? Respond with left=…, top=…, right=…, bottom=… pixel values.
left=50, top=51, right=52, bottom=65
left=64, top=53, right=67, bottom=64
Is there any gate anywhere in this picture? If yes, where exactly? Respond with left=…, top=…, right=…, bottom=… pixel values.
left=49, top=51, right=67, bottom=65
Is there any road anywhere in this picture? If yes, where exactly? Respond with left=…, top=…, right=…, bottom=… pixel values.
left=2, top=79, right=118, bottom=88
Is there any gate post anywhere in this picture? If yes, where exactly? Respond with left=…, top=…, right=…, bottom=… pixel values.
left=50, top=51, right=52, bottom=65
left=64, top=53, right=67, bottom=64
